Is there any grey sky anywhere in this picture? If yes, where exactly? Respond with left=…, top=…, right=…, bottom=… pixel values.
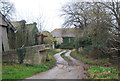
left=10, top=0, right=113, bottom=32
left=10, top=0, right=69, bottom=32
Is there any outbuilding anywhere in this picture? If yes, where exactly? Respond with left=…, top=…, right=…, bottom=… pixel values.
left=0, top=12, right=16, bottom=53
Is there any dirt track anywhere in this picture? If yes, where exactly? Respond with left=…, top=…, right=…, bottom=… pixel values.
left=26, top=50, right=87, bottom=79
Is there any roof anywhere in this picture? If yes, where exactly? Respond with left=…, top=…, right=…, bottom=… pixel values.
left=51, top=28, right=80, bottom=37
left=0, top=12, right=16, bottom=32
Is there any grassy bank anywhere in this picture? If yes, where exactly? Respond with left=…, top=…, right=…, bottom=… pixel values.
left=61, top=51, right=71, bottom=62
left=71, top=50, right=118, bottom=79
left=0, top=63, right=2, bottom=80
left=88, top=66, right=118, bottom=79
left=47, top=49, right=62, bottom=64
left=2, top=49, right=62, bottom=80
left=2, top=62, right=53, bottom=79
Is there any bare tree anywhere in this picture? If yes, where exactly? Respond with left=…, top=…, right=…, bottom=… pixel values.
left=61, top=2, right=90, bottom=28
left=61, top=1, right=119, bottom=58
left=99, top=1, right=120, bottom=31
left=98, top=1, right=120, bottom=54
left=35, top=13, right=47, bottom=33
left=0, top=0, right=15, bottom=19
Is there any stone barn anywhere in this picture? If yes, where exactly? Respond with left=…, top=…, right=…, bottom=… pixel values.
left=51, top=28, right=80, bottom=49
left=11, top=21, right=39, bottom=47
left=0, top=12, right=16, bottom=53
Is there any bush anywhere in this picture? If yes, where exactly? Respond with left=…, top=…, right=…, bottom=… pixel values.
left=74, top=36, right=92, bottom=49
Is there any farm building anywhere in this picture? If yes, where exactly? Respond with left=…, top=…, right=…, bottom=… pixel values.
left=11, top=21, right=39, bottom=47
left=25, top=22, right=39, bottom=46
left=51, top=28, right=80, bottom=49
left=11, top=20, right=26, bottom=48
left=0, top=12, right=16, bottom=53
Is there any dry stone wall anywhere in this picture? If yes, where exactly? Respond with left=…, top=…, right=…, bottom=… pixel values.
left=2, top=45, right=49, bottom=65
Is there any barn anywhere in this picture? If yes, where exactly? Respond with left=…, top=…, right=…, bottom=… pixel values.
left=51, top=28, right=80, bottom=49
left=0, top=12, right=16, bottom=53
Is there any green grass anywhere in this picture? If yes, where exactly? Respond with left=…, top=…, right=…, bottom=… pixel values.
left=0, top=63, right=2, bottom=80
left=71, top=49, right=119, bottom=79
left=61, top=51, right=71, bottom=62
left=71, top=50, right=110, bottom=66
left=2, top=62, right=51, bottom=79
left=88, top=66, right=118, bottom=79
left=2, top=49, right=62, bottom=80
left=47, top=49, right=62, bottom=61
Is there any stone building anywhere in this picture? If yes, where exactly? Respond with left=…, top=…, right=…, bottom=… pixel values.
left=51, top=28, right=80, bottom=48
left=0, top=12, right=16, bottom=53
left=11, top=20, right=26, bottom=48
left=25, top=22, right=39, bottom=46
left=11, top=21, right=39, bottom=48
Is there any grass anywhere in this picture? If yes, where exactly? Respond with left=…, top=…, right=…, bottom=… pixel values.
left=71, top=49, right=119, bottom=79
left=2, top=62, right=51, bottom=79
left=47, top=49, right=62, bottom=61
left=88, top=66, right=118, bottom=79
left=0, top=62, right=2, bottom=80
left=2, top=49, right=62, bottom=80
left=71, top=50, right=110, bottom=66
left=61, top=51, right=71, bottom=62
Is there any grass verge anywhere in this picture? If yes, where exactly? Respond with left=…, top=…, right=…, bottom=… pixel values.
left=88, top=66, right=118, bottom=79
left=2, top=49, right=62, bottom=80
left=71, top=49, right=118, bottom=79
left=61, top=51, right=71, bottom=62
left=71, top=50, right=110, bottom=66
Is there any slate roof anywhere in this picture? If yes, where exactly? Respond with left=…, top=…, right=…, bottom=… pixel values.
left=0, top=12, right=16, bottom=32
left=51, top=28, right=80, bottom=37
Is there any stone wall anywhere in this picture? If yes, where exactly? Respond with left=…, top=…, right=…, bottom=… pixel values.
left=2, top=45, right=50, bottom=65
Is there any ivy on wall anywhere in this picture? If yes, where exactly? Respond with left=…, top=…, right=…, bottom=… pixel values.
left=17, top=48, right=26, bottom=64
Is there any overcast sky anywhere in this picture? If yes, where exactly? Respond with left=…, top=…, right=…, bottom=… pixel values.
left=10, top=0, right=113, bottom=32
left=10, top=0, right=69, bottom=32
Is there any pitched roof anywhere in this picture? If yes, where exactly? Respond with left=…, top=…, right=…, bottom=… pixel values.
left=51, top=28, right=80, bottom=37
left=0, top=12, right=16, bottom=32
